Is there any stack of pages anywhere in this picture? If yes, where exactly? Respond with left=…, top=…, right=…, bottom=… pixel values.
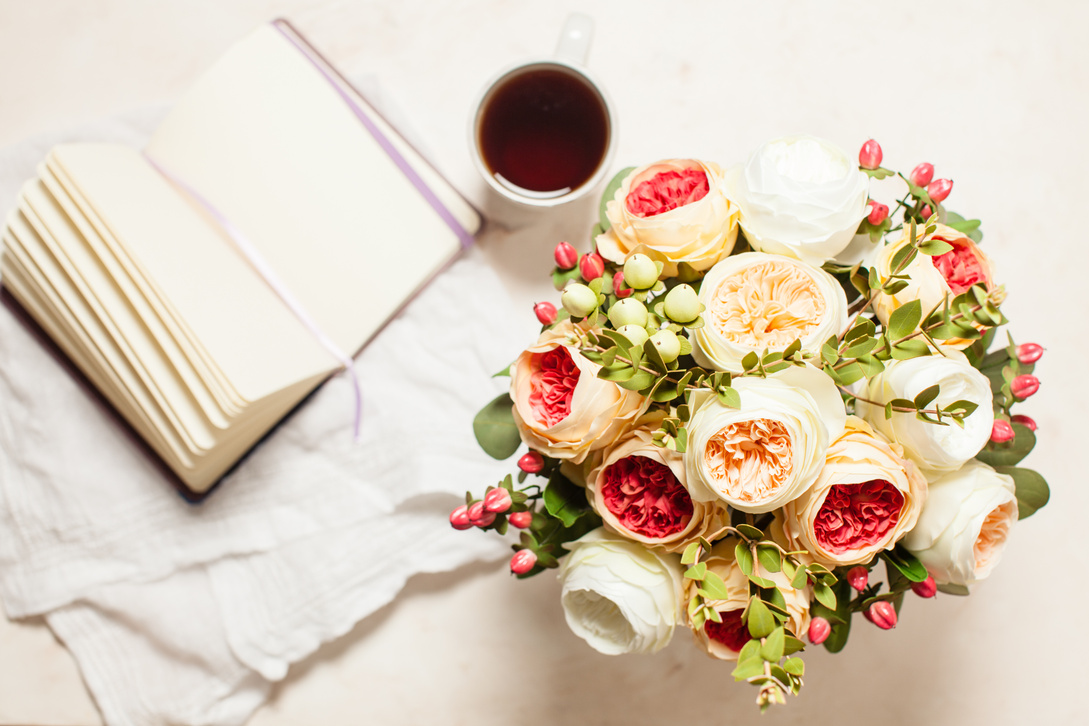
left=0, top=21, right=481, bottom=496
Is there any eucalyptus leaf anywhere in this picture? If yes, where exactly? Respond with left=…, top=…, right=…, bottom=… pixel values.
left=702, top=570, right=730, bottom=600
left=472, top=393, right=521, bottom=460
left=735, top=542, right=755, bottom=577
left=598, top=167, right=635, bottom=230
left=756, top=545, right=783, bottom=574
left=975, top=423, right=1036, bottom=467
left=747, top=598, right=776, bottom=639
left=995, top=466, right=1050, bottom=519
left=888, top=299, right=922, bottom=340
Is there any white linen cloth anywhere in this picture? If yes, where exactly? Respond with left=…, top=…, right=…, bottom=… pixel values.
left=0, top=85, right=516, bottom=726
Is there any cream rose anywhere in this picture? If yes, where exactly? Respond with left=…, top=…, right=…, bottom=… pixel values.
left=901, top=461, right=1018, bottom=586
left=691, top=252, right=849, bottom=373
left=595, top=159, right=740, bottom=276
left=725, top=135, right=870, bottom=265
left=858, top=352, right=994, bottom=476
left=684, top=366, right=847, bottom=513
left=587, top=428, right=729, bottom=552
left=685, top=537, right=811, bottom=661
left=558, top=529, right=684, bottom=655
left=781, top=417, right=927, bottom=567
left=872, top=224, right=1000, bottom=349
left=510, top=321, right=643, bottom=463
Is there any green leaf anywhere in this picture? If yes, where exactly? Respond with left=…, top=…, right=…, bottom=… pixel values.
left=492, top=364, right=511, bottom=378
left=598, top=166, right=635, bottom=230
left=681, top=541, right=701, bottom=565
left=914, top=384, right=940, bottom=409
left=761, top=627, right=785, bottom=662
left=701, top=570, right=730, bottom=600
left=843, top=336, right=879, bottom=359
left=685, top=562, right=708, bottom=580
left=597, top=363, right=635, bottom=382
left=543, top=472, right=592, bottom=527
left=736, top=523, right=763, bottom=540
left=747, top=598, right=776, bottom=638
left=732, top=654, right=765, bottom=681
left=976, top=423, right=1037, bottom=467
left=891, top=339, right=931, bottom=360
left=812, top=581, right=837, bottom=610
left=783, top=657, right=805, bottom=676
left=946, top=216, right=982, bottom=236
left=937, top=583, right=971, bottom=596
left=864, top=166, right=894, bottom=179
left=742, top=351, right=760, bottom=371
left=756, top=545, right=782, bottom=574
left=890, top=243, right=918, bottom=273
left=617, top=370, right=657, bottom=391
left=790, top=563, right=808, bottom=590
left=995, top=466, right=1050, bottom=519
left=888, top=299, right=923, bottom=340
left=717, top=386, right=742, bottom=409
left=917, top=239, right=954, bottom=256
left=472, top=393, right=521, bottom=460
left=737, top=638, right=763, bottom=667
left=882, top=545, right=929, bottom=583
left=735, top=542, right=755, bottom=577
left=783, top=635, right=806, bottom=656
left=823, top=617, right=851, bottom=653
left=551, top=266, right=582, bottom=291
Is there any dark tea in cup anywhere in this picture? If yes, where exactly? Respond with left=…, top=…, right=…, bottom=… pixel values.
left=474, top=64, right=612, bottom=201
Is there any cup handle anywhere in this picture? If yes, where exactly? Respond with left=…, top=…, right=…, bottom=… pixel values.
left=554, top=13, right=593, bottom=66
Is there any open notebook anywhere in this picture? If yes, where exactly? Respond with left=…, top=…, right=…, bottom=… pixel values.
left=0, top=20, right=481, bottom=496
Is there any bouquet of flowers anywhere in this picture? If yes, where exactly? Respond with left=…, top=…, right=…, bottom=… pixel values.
left=453, top=136, right=1049, bottom=710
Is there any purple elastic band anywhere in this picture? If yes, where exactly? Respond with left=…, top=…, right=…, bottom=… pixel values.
left=143, top=152, right=364, bottom=441
left=273, top=22, right=476, bottom=250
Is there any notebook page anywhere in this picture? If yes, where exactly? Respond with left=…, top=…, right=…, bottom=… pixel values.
left=144, top=23, right=471, bottom=356
left=21, top=181, right=224, bottom=448
left=49, top=143, right=338, bottom=406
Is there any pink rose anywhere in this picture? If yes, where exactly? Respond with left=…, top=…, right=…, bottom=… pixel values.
left=510, top=321, right=644, bottom=463
left=587, top=428, right=728, bottom=551
left=595, top=159, right=740, bottom=276
left=781, top=417, right=927, bottom=567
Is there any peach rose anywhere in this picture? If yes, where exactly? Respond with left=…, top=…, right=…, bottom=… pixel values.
left=781, top=417, right=928, bottom=567
left=901, top=460, right=1018, bottom=586
left=872, top=224, right=1000, bottom=349
left=510, top=321, right=643, bottom=463
left=685, top=535, right=811, bottom=661
left=595, top=159, right=740, bottom=276
left=684, top=366, right=846, bottom=513
left=691, top=252, right=849, bottom=373
left=587, top=428, right=729, bottom=552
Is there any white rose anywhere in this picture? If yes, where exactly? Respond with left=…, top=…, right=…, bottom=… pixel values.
left=725, top=135, right=870, bottom=266
left=901, top=461, right=1018, bottom=586
left=684, top=366, right=847, bottom=513
left=858, top=352, right=994, bottom=476
left=692, top=252, right=848, bottom=373
left=559, top=529, right=683, bottom=655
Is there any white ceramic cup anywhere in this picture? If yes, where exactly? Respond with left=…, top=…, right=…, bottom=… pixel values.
left=469, top=14, right=617, bottom=208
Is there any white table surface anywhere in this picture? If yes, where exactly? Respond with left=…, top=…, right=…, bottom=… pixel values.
left=1, top=1, right=1086, bottom=724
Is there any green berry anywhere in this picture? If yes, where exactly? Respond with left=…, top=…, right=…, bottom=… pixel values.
left=663, top=284, right=700, bottom=324
left=617, top=324, right=649, bottom=347
left=607, top=298, right=649, bottom=328
left=561, top=283, right=598, bottom=318
left=650, top=330, right=681, bottom=363
left=623, top=254, right=659, bottom=289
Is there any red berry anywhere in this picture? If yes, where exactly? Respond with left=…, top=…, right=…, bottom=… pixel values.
left=508, top=511, right=533, bottom=529
left=1011, top=414, right=1037, bottom=432
left=911, top=575, right=937, bottom=599
left=1016, top=343, right=1043, bottom=365
left=866, top=601, right=897, bottom=629
left=483, top=487, right=512, bottom=514
left=449, top=504, right=472, bottom=530
left=468, top=501, right=496, bottom=527
left=847, top=566, right=869, bottom=592
left=990, top=420, right=1015, bottom=444
left=867, top=201, right=889, bottom=226
left=518, top=452, right=544, bottom=474
left=808, top=617, right=831, bottom=645
left=859, top=139, right=883, bottom=170
left=510, top=549, right=538, bottom=574
left=579, top=252, right=604, bottom=281
left=909, top=163, right=934, bottom=187
left=1011, top=374, right=1040, bottom=400
left=554, top=241, right=578, bottom=270
left=534, top=301, right=557, bottom=325
left=927, top=178, right=953, bottom=203
left=612, top=272, right=633, bottom=299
